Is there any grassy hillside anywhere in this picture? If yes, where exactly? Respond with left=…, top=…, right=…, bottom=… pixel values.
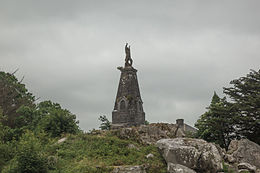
left=1, top=130, right=167, bottom=173
left=50, top=132, right=166, bottom=172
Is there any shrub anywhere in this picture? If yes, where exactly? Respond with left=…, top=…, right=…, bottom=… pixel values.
left=15, top=131, right=48, bottom=173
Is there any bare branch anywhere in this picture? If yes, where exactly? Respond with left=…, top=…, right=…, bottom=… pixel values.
left=11, top=68, right=19, bottom=75
left=35, top=97, right=41, bottom=101
left=19, top=76, right=25, bottom=83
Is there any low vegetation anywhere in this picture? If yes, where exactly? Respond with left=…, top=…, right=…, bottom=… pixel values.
left=1, top=130, right=167, bottom=172
left=50, top=132, right=166, bottom=172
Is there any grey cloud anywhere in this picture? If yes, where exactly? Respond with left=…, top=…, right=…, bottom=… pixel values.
left=1, top=0, right=260, bottom=130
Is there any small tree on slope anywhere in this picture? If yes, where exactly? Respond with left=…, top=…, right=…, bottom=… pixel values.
left=195, top=92, right=236, bottom=149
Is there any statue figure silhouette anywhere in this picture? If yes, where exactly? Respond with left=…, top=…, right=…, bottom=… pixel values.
left=125, top=43, right=133, bottom=67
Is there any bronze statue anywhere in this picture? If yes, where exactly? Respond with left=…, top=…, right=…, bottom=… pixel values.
left=125, top=43, right=133, bottom=67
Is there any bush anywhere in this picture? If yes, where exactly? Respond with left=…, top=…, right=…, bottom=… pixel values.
left=0, top=142, right=15, bottom=172
left=36, top=101, right=80, bottom=137
left=15, top=131, right=48, bottom=173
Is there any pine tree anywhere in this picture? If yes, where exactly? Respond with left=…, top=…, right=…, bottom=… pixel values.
left=211, top=91, right=220, bottom=104
left=223, top=69, right=260, bottom=144
left=195, top=92, right=235, bottom=149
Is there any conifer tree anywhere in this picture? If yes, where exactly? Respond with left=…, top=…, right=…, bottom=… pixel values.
left=196, top=69, right=260, bottom=148
left=195, top=92, right=235, bottom=149
left=223, top=69, right=260, bottom=144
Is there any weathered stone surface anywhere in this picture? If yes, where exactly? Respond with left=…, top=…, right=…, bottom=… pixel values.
left=238, top=169, right=251, bottom=173
left=238, top=162, right=256, bottom=173
left=167, top=163, right=196, bottom=173
left=127, top=143, right=139, bottom=150
left=145, top=153, right=154, bottom=159
left=227, top=139, right=260, bottom=169
left=56, top=137, right=67, bottom=144
left=114, top=123, right=181, bottom=144
left=156, top=138, right=223, bottom=173
left=226, top=154, right=236, bottom=163
left=112, top=165, right=146, bottom=173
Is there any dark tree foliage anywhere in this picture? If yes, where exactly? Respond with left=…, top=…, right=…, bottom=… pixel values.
left=15, top=105, right=36, bottom=130
left=211, top=91, right=221, bottom=104
left=0, top=71, right=80, bottom=138
left=195, top=92, right=236, bottom=149
left=98, top=115, right=111, bottom=130
left=223, top=69, right=260, bottom=144
left=0, top=108, right=17, bottom=171
left=0, top=71, right=35, bottom=128
left=36, top=101, right=80, bottom=137
left=196, top=69, right=260, bottom=148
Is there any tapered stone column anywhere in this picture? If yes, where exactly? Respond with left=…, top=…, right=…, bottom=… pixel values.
left=112, top=44, right=145, bottom=127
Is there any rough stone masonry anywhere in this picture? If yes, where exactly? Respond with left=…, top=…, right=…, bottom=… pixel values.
left=112, top=44, right=145, bottom=128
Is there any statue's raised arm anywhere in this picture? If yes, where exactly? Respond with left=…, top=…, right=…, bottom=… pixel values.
left=125, top=43, right=131, bottom=57
left=125, top=43, right=133, bottom=67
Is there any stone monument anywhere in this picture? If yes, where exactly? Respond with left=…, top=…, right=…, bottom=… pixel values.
left=112, top=43, right=145, bottom=128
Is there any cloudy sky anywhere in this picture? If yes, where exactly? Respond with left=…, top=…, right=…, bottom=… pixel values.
left=1, top=0, right=260, bottom=131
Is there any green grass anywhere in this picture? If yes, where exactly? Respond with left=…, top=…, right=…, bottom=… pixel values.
left=222, top=162, right=235, bottom=173
left=47, top=132, right=167, bottom=173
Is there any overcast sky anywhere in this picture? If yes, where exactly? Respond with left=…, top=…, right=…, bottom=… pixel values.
left=1, top=0, right=260, bottom=131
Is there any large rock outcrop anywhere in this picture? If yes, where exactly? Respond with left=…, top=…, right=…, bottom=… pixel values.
left=225, top=139, right=260, bottom=172
left=167, top=163, right=196, bottom=173
left=112, top=165, right=146, bottom=173
left=156, top=138, right=223, bottom=173
left=113, top=123, right=185, bottom=145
